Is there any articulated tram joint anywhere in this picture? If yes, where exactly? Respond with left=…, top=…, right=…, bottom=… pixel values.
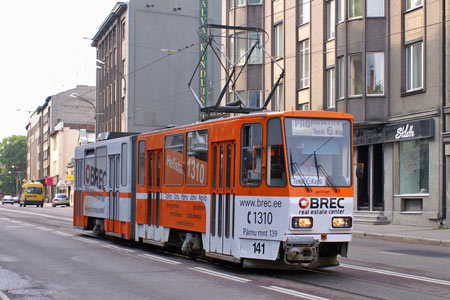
left=283, top=236, right=319, bottom=264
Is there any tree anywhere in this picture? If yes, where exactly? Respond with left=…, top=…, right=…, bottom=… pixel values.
left=0, top=135, right=27, bottom=196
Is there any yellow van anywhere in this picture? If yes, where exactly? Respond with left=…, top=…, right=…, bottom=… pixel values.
left=20, top=182, right=45, bottom=207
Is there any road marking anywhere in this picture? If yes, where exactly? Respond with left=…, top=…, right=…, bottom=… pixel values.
left=0, top=207, right=72, bottom=221
left=74, top=237, right=99, bottom=244
left=138, top=254, right=182, bottom=265
left=36, top=226, right=51, bottom=231
left=380, top=251, right=404, bottom=256
left=22, top=223, right=36, bottom=227
left=190, top=267, right=251, bottom=283
left=340, top=264, right=450, bottom=286
left=261, top=286, right=330, bottom=300
left=53, top=231, right=73, bottom=237
left=101, top=244, right=135, bottom=253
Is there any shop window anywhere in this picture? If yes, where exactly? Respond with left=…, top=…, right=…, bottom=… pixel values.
left=165, top=134, right=184, bottom=185
left=398, top=139, right=429, bottom=194
left=186, top=130, right=208, bottom=186
left=241, top=124, right=263, bottom=186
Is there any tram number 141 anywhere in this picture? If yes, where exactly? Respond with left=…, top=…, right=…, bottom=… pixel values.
left=252, top=242, right=265, bottom=254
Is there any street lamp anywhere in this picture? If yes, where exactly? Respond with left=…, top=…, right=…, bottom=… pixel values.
left=70, top=93, right=95, bottom=109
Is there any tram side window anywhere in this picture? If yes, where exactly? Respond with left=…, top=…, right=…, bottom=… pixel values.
left=138, top=140, right=145, bottom=186
left=267, top=118, right=287, bottom=187
left=186, top=130, right=208, bottom=186
left=121, top=143, right=127, bottom=186
left=96, top=147, right=107, bottom=189
left=165, top=133, right=184, bottom=185
left=241, top=123, right=263, bottom=186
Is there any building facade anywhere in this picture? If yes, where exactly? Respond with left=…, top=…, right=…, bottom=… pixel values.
left=91, top=0, right=222, bottom=135
left=223, top=0, right=449, bottom=226
left=26, top=85, right=95, bottom=201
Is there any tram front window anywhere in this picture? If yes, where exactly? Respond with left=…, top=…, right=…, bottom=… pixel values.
left=284, top=118, right=352, bottom=188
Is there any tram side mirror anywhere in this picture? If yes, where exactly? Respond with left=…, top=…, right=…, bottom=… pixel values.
left=356, top=163, right=364, bottom=179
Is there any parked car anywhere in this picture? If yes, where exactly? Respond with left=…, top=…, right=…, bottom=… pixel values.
left=52, top=194, right=70, bottom=207
left=2, top=195, right=14, bottom=205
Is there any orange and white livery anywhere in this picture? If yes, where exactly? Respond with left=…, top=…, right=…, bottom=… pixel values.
left=74, top=111, right=354, bottom=268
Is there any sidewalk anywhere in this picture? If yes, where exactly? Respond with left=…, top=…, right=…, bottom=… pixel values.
left=353, top=223, right=450, bottom=247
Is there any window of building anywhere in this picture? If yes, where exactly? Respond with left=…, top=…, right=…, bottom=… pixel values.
left=274, top=22, right=284, bottom=59
left=248, top=32, right=262, bottom=64
left=349, top=53, right=363, bottom=96
left=406, top=42, right=423, bottom=91
left=228, top=34, right=235, bottom=65
left=299, top=0, right=310, bottom=25
left=164, top=134, right=184, bottom=185
left=241, top=124, right=263, bottom=186
left=367, top=0, right=384, bottom=17
left=186, top=130, right=208, bottom=186
left=298, top=103, right=310, bottom=111
left=267, top=118, right=287, bottom=187
left=337, top=56, right=345, bottom=99
left=138, top=141, right=145, bottom=186
left=327, top=0, right=336, bottom=40
left=406, top=0, right=422, bottom=10
left=337, top=0, right=345, bottom=22
left=249, top=0, right=262, bottom=4
left=366, top=52, right=385, bottom=95
left=229, top=0, right=234, bottom=9
left=274, top=83, right=285, bottom=111
left=327, top=68, right=336, bottom=108
left=248, top=90, right=262, bottom=108
left=348, top=0, right=362, bottom=18
left=398, top=139, right=428, bottom=194
left=298, top=39, right=310, bottom=89
left=237, top=0, right=246, bottom=7
left=236, top=32, right=247, bottom=65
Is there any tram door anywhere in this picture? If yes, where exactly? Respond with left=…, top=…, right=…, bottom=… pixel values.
left=147, top=150, right=162, bottom=242
left=108, top=154, right=120, bottom=233
left=210, top=141, right=235, bottom=255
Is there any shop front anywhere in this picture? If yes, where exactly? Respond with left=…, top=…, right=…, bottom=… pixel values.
left=354, top=118, right=440, bottom=226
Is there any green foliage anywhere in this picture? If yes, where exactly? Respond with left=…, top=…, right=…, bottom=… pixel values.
left=0, top=135, right=27, bottom=195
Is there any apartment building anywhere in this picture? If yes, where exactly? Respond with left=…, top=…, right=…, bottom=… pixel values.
left=91, top=0, right=221, bottom=134
left=26, top=85, right=95, bottom=201
left=223, top=0, right=448, bottom=226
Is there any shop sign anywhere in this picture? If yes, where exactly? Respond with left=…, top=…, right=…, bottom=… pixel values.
left=384, top=119, right=434, bottom=143
left=354, top=127, right=385, bottom=146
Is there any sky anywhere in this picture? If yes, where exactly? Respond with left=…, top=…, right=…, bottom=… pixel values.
left=0, top=0, right=122, bottom=140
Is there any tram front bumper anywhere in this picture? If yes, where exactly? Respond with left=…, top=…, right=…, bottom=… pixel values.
left=284, top=235, right=320, bottom=264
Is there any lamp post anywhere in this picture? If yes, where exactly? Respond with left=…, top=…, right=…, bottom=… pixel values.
left=70, top=93, right=95, bottom=109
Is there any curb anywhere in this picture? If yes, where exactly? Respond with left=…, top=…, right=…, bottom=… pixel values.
left=352, top=231, right=450, bottom=247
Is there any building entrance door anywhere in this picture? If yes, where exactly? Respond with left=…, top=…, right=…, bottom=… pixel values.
left=357, top=144, right=384, bottom=211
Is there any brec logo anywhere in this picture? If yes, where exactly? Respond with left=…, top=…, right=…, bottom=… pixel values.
left=299, top=198, right=309, bottom=209
left=299, top=197, right=345, bottom=209
left=85, top=164, right=107, bottom=188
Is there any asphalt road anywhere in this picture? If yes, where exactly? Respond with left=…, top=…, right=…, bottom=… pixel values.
left=1, top=205, right=449, bottom=300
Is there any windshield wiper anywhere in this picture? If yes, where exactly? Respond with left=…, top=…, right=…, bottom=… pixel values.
left=289, top=148, right=311, bottom=192
left=313, top=155, right=338, bottom=192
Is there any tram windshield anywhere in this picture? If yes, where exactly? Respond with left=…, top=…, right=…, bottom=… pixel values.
left=284, top=118, right=352, bottom=188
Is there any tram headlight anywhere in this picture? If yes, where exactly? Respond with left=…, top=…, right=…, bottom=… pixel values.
left=332, top=217, right=352, bottom=228
left=292, top=217, right=313, bottom=229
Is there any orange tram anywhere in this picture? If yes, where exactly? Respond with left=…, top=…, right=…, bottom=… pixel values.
left=74, top=110, right=354, bottom=268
